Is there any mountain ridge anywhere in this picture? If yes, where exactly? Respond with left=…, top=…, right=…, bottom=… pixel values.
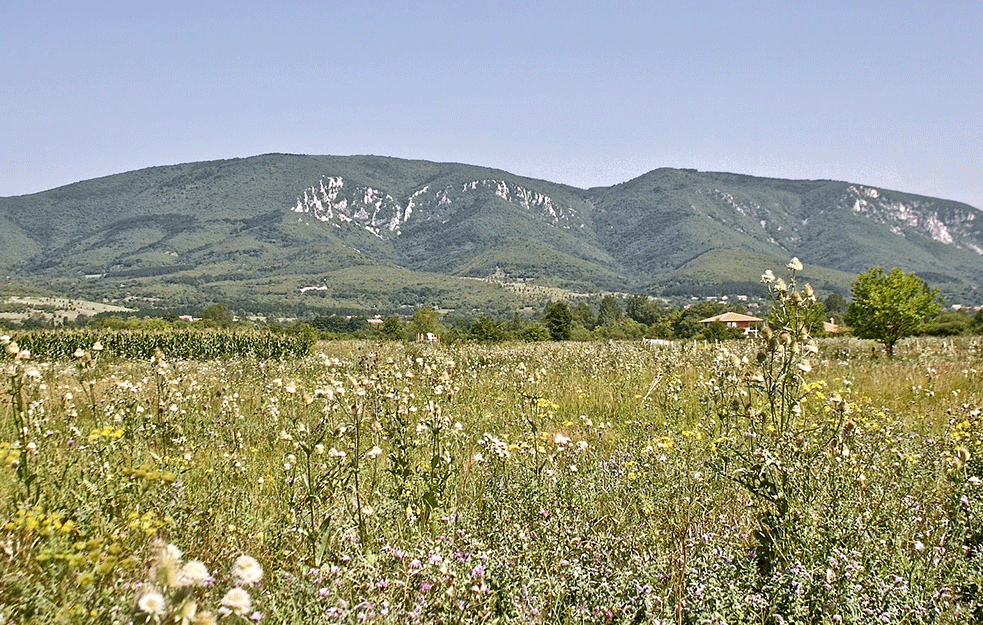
left=1, top=153, right=980, bottom=314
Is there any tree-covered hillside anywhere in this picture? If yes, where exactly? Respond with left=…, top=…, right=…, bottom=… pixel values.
left=2, top=154, right=981, bottom=314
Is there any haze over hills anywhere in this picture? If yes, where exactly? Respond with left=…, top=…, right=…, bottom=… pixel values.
left=1, top=154, right=980, bottom=316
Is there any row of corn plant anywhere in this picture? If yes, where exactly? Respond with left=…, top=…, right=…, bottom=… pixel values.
left=2, top=329, right=314, bottom=361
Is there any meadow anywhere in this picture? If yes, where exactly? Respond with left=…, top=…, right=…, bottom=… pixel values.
left=1, top=316, right=982, bottom=622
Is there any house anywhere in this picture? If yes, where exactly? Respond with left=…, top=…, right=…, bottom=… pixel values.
left=823, top=318, right=841, bottom=334
left=698, top=312, right=764, bottom=334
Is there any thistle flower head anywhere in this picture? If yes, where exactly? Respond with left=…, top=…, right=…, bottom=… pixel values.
left=137, top=591, right=167, bottom=616
left=179, top=560, right=211, bottom=586
left=232, top=555, right=263, bottom=586
left=787, top=257, right=803, bottom=271
left=220, top=587, right=252, bottom=616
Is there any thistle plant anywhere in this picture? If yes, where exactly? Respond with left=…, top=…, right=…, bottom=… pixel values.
left=72, top=341, right=103, bottom=418
left=2, top=336, right=41, bottom=504
left=275, top=368, right=354, bottom=566
left=709, top=258, right=848, bottom=575
left=376, top=351, right=460, bottom=528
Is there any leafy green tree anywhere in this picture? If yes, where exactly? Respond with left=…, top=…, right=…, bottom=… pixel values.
left=380, top=316, right=405, bottom=341
left=624, top=294, right=648, bottom=323
left=845, top=267, right=943, bottom=357
left=470, top=316, right=505, bottom=343
left=517, top=322, right=550, bottom=342
left=569, top=302, right=597, bottom=330
left=594, top=318, right=645, bottom=339
left=409, top=307, right=443, bottom=340
left=311, top=315, right=366, bottom=334
left=645, top=312, right=677, bottom=339
left=920, top=309, right=969, bottom=337
left=626, top=295, right=670, bottom=326
left=972, top=308, right=983, bottom=335
left=700, top=320, right=732, bottom=341
left=543, top=302, right=573, bottom=341
left=823, top=292, right=848, bottom=314
left=597, top=296, right=622, bottom=326
left=202, top=303, right=234, bottom=328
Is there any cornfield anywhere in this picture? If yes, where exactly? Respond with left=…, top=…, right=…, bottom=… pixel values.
left=3, top=329, right=315, bottom=361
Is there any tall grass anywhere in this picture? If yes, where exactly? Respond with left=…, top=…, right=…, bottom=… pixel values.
left=0, top=331, right=981, bottom=623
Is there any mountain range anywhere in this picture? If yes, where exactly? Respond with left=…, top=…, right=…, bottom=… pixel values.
left=1, top=154, right=980, bottom=316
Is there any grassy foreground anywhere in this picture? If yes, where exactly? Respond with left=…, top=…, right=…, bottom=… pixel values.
left=1, top=333, right=982, bottom=624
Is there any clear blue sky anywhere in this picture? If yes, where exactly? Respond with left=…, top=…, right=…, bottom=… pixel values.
left=2, top=1, right=980, bottom=208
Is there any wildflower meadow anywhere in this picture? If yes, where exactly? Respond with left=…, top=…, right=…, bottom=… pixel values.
left=1, top=263, right=982, bottom=624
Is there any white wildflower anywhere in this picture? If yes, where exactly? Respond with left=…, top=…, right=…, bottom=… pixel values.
left=165, top=544, right=183, bottom=562
left=179, top=560, right=211, bottom=586
left=137, top=591, right=167, bottom=616
left=220, top=587, right=252, bottom=616
left=232, top=555, right=263, bottom=586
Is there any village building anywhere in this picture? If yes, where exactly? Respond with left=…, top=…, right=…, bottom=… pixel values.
left=697, top=311, right=764, bottom=335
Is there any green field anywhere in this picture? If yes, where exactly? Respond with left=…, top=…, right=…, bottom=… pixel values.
left=1, top=328, right=982, bottom=623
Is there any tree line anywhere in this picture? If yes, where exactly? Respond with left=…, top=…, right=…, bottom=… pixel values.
left=1, top=266, right=969, bottom=353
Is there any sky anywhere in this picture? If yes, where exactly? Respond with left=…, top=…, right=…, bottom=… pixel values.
left=2, top=0, right=981, bottom=207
